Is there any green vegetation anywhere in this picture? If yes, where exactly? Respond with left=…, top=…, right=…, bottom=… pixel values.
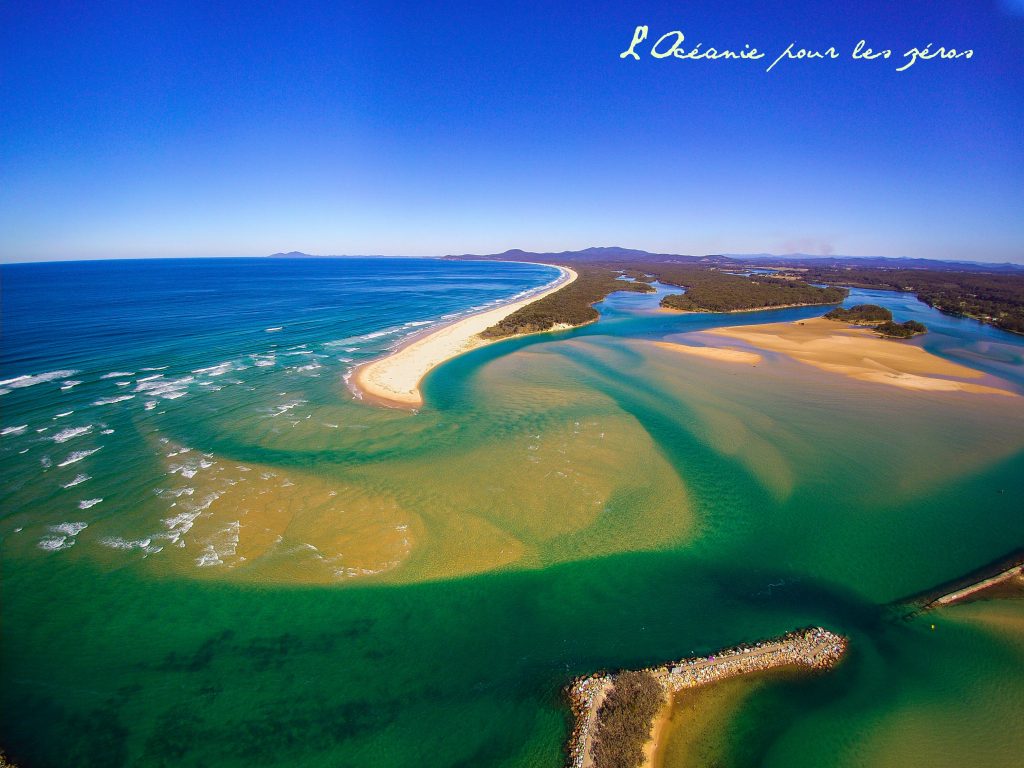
left=824, top=304, right=892, bottom=323
left=649, top=266, right=847, bottom=313
left=481, top=262, right=848, bottom=338
left=876, top=320, right=928, bottom=338
left=792, top=267, right=1024, bottom=334
left=480, top=266, right=653, bottom=338
left=592, top=671, right=665, bottom=768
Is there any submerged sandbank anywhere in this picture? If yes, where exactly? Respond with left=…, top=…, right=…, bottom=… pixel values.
left=650, top=340, right=762, bottom=365
left=352, top=266, right=577, bottom=407
left=567, top=627, right=847, bottom=768
left=706, top=318, right=1017, bottom=396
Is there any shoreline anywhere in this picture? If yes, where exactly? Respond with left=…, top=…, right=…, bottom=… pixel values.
left=660, top=300, right=842, bottom=315
left=566, top=627, right=847, bottom=768
left=350, top=265, right=577, bottom=408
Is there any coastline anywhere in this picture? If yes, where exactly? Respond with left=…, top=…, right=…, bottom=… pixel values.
left=659, top=300, right=842, bottom=315
left=351, top=265, right=577, bottom=408
left=566, top=627, right=847, bottom=768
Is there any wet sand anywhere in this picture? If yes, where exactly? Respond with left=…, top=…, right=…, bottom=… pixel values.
left=650, top=341, right=762, bottom=365
left=706, top=318, right=1018, bottom=396
left=352, top=265, right=577, bottom=407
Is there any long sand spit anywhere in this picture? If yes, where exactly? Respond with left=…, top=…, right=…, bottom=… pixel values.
left=566, top=627, right=847, bottom=768
left=707, top=318, right=1018, bottom=396
left=352, top=266, right=577, bottom=407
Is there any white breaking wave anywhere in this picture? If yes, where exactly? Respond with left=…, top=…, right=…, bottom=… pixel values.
left=54, top=411, right=74, bottom=418
left=192, top=362, right=234, bottom=376
left=135, top=375, right=193, bottom=400
left=2, top=425, right=28, bottom=436
left=78, top=498, right=103, bottom=509
left=38, top=535, right=75, bottom=552
left=93, top=395, right=135, bottom=405
left=52, top=425, right=93, bottom=443
left=58, top=447, right=102, bottom=467
left=51, top=521, right=88, bottom=536
left=62, top=473, right=91, bottom=489
left=265, top=327, right=283, bottom=332
left=60, top=380, right=83, bottom=390
left=100, top=536, right=161, bottom=553
left=101, top=371, right=135, bottom=379
left=0, top=369, right=79, bottom=391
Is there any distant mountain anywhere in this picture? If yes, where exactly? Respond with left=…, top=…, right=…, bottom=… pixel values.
left=273, top=248, right=1022, bottom=273
left=446, top=246, right=706, bottom=263
left=726, top=253, right=1024, bottom=272
left=446, top=247, right=1023, bottom=273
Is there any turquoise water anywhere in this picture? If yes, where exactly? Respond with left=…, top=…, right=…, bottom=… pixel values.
left=2, top=259, right=1022, bottom=767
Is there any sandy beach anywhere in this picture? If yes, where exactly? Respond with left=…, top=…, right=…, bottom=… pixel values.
left=706, top=318, right=1018, bottom=396
left=352, top=265, right=577, bottom=407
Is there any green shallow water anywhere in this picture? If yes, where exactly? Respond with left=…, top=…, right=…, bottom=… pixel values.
left=2, top=274, right=1024, bottom=767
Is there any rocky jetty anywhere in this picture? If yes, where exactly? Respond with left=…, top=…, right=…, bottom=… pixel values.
left=565, top=627, right=847, bottom=768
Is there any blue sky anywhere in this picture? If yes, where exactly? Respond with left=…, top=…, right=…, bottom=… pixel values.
left=2, top=1, right=1022, bottom=262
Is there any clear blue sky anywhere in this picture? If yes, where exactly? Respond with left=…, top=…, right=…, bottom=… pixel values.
left=2, top=1, right=1022, bottom=263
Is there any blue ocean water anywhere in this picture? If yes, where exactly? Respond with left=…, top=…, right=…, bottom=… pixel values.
left=1, top=257, right=559, bottom=385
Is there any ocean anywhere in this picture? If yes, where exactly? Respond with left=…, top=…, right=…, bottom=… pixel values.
left=1, top=257, right=1022, bottom=767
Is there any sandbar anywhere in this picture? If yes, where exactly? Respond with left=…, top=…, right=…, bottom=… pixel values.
left=706, top=318, right=1017, bottom=396
left=650, top=340, right=762, bottom=365
left=352, top=266, right=577, bottom=407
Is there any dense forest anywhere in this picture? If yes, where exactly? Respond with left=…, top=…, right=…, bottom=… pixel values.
left=823, top=303, right=926, bottom=337
left=794, top=267, right=1024, bottom=334
left=481, top=262, right=848, bottom=338
left=591, top=671, right=664, bottom=768
left=648, top=265, right=848, bottom=313
left=824, top=304, right=892, bottom=323
left=875, top=319, right=928, bottom=338
left=480, top=266, right=653, bottom=338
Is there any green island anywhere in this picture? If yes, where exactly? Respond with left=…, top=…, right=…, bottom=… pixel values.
left=823, top=304, right=928, bottom=338
left=823, top=305, right=929, bottom=337
left=823, top=304, right=893, bottom=323
left=875, top=319, right=928, bottom=338
left=786, top=266, right=1024, bottom=334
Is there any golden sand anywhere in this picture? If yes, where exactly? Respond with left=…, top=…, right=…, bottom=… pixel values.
left=707, top=318, right=1017, bottom=396
left=352, top=265, right=577, bottom=407
left=650, top=341, right=762, bottom=365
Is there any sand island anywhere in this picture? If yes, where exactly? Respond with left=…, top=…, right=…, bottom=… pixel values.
left=706, top=317, right=1018, bottom=395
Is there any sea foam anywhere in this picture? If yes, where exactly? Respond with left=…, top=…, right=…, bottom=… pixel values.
left=58, top=447, right=102, bottom=467
left=52, top=426, right=93, bottom=443
left=0, top=369, right=79, bottom=391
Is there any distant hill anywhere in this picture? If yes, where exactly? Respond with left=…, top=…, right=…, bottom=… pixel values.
left=445, top=247, right=707, bottom=264
left=727, top=253, right=1024, bottom=273
left=445, top=247, right=1023, bottom=273
left=271, top=248, right=1022, bottom=274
